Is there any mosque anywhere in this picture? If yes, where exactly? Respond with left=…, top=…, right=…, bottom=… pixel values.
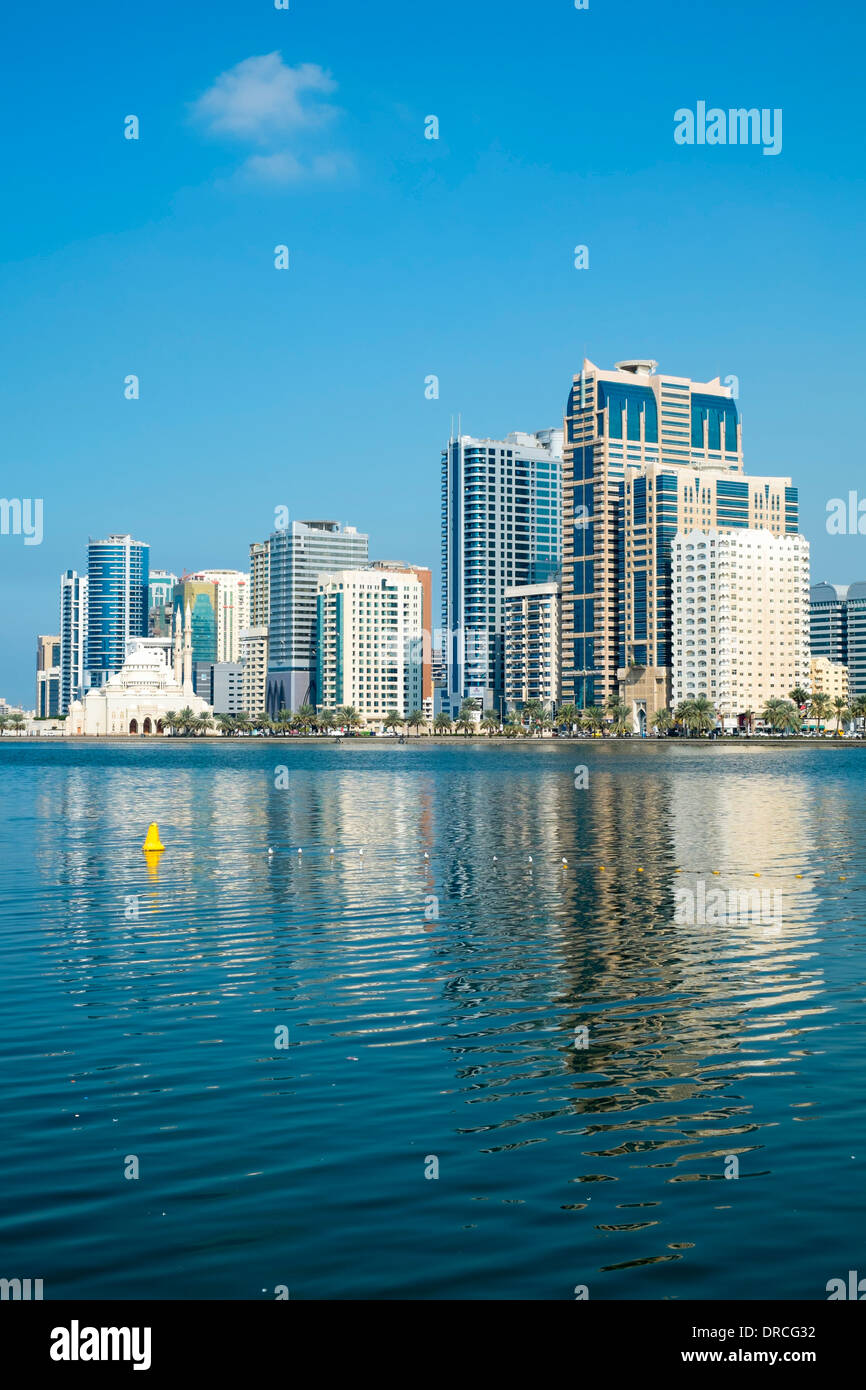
left=66, top=604, right=212, bottom=736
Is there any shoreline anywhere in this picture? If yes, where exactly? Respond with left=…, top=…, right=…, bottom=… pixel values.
left=2, top=734, right=864, bottom=748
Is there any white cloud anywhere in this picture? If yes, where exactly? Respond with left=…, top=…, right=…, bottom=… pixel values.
left=240, top=150, right=354, bottom=185
left=192, top=52, right=338, bottom=144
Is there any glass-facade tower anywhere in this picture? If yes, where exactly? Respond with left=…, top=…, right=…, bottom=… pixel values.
left=441, top=429, right=563, bottom=717
left=266, top=520, right=369, bottom=714
left=86, top=534, right=149, bottom=688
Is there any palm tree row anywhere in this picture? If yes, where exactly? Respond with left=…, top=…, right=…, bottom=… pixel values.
left=0, top=712, right=27, bottom=735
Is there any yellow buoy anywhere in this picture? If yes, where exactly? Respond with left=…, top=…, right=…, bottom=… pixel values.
left=637, top=867, right=644, bottom=873
left=142, top=822, right=165, bottom=853
left=599, top=865, right=605, bottom=872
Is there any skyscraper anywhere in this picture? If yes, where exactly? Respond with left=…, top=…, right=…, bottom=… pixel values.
left=172, top=579, right=218, bottom=668
left=186, top=570, right=250, bottom=662
left=561, top=358, right=799, bottom=716
left=266, top=520, right=369, bottom=714
left=441, top=429, right=563, bottom=717
left=810, top=581, right=866, bottom=697
left=86, top=534, right=149, bottom=688
left=249, top=541, right=270, bottom=628
left=59, top=568, right=88, bottom=713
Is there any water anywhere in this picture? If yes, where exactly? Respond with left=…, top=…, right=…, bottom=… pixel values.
left=1, top=738, right=864, bottom=1300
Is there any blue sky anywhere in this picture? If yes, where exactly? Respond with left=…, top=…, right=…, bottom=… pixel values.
left=1, top=0, right=865, bottom=704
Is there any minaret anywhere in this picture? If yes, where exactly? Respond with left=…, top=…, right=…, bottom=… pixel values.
left=173, top=607, right=182, bottom=684
left=183, top=601, right=193, bottom=694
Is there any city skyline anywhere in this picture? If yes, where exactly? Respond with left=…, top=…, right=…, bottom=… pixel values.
left=2, top=0, right=866, bottom=703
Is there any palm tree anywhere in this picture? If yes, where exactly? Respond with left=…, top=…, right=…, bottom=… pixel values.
left=318, top=708, right=337, bottom=733
left=254, top=714, right=272, bottom=736
left=607, top=701, right=633, bottom=737
left=832, top=696, right=850, bottom=736
left=215, top=713, right=235, bottom=737
left=10, top=712, right=26, bottom=736
left=808, top=691, right=832, bottom=736
left=234, top=711, right=253, bottom=736
left=295, top=702, right=316, bottom=733
left=433, top=712, right=452, bottom=736
left=195, top=713, right=214, bottom=737
left=275, top=707, right=293, bottom=736
left=740, top=708, right=756, bottom=736
left=176, top=706, right=197, bottom=736
left=789, top=687, right=809, bottom=710
left=503, top=711, right=525, bottom=738
left=761, top=698, right=799, bottom=735
left=456, top=698, right=478, bottom=734
left=676, top=698, right=717, bottom=736
left=0, top=714, right=8, bottom=737
left=336, top=706, right=361, bottom=731
left=407, top=709, right=427, bottom=736
left=652, top=708, right=674, bottom=736
left=555, top=703, right=579, bottom=735
left=850, top=693, right=866, bottom=735
left=582, top=706, right=604, bottom=736
left=383, top=710, right=404, bottom=736
left=164, top=710, right=179, bottom=736
left=481, top=710, right=500, bottom=736
left=522, top=698, right=544, bottom=734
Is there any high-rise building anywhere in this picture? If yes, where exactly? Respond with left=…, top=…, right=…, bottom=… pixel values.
left=671, top=529, right=810, bottom=725
left=504, top=580, right=562, bottom=712
left=86, top=534, right=149, bottom=688
left=187, top=570, right=250, bottom=663
left=561, top=358, right=798, bottom=717
left=810, top=580, right=866, bottom=697
left=267, top=520, right=369, bottom=714
left=249, top=541, right=270, bottom=628
left=316, top=568, right=424, bottom=723
left=618, top=464, right=799, bottom=718
left=148, top=570, right=177, bottom=610
left=59, top=568, right=88, bottom=713
left=441, top=429, right=562, bottom=717
left=240, top=626, right=268, bottom=717
left=36, top=635, right=61, bottom=718
left=172, top=579, right=218, bottom=665
left=147, top=570, right=177, bottom=640
left=369, top=561, right=433, bottom=714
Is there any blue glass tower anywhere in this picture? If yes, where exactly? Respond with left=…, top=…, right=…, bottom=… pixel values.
left=86, top=534, right=149, bottom=688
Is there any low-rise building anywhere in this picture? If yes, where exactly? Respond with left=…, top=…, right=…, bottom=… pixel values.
left=810, top=655, right=849, bottom=702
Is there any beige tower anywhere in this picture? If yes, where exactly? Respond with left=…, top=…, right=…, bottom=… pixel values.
left=182, top=602, right=193, bottom=694
left=173, top=608, right=183, bottom=684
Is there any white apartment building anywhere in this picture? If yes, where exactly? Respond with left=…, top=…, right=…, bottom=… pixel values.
left=504, top=581, right=562, bottom=712
left=188, top=569, right=250, bottom=663
left=316, top=569, right=424, bottom=724
left=672, top=529, right=810, bottom=725
left=240, top=625, right=268, bottom=717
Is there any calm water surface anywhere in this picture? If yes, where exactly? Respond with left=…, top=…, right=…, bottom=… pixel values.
left=1, top=739, right=864, bottom=1299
